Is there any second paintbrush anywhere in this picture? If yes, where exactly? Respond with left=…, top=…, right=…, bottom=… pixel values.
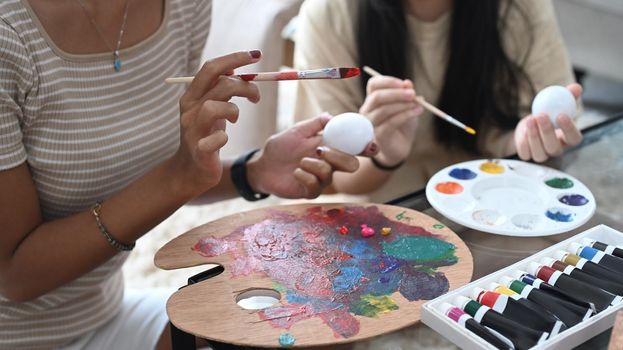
left=165, top=67, right=360, bottom=84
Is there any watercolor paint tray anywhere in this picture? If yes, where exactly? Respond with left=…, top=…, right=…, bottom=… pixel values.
left=426, top=159, right=596, bottom=237
left=422, top=224, right=623, bottom=350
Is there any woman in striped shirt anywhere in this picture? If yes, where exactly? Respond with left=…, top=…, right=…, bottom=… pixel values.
left=0, top=1, right=364, bottom=349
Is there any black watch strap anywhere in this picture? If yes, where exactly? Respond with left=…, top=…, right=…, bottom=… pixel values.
left=231, top=149, right=270, bottom=201
left=371, top=156, right=405, bottom=171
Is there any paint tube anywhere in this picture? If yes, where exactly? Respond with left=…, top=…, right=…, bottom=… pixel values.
left=500, top=276, right=593, bottom=327
left=439, top=302, right=513, bottom=350
left=554, top=250, right=623, bottom=286
left=514, top=270, right=598, bottom=314
left=582, top=238, right=623, bottom=259
left=569, top=243, right=623, bottom=273
left=472, top=288, right=564, bottom=336
left=454, top=296, right=548, bottom=350
left=527, top=262, right=622, bottom=312
left=541, top=257, right=623, bottom=295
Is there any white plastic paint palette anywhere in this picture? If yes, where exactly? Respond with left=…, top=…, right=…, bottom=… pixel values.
left=426, top=159, right=596, bottom=236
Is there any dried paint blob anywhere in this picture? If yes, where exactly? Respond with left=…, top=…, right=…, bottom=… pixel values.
left=479, top=161, right=505, bottom=174
left=360, top=224, right=375, bottom=237
left=338, top=226, right=349, bottom=235
left=545, top=177, right=574, bottom=189
left=433, top=224, right=445, bottom=229
left=449, top=168, right=477, bottom=180
left=435, top=181, right=464, bottom=195
left=545, top=208, right=575, bottom=222
left=511, top=214, right=542, bottom=230
left=558, top=194, right=589, bottom=206
left=381, top=227, right=391, bottom=236
left=278, top=333, right=296, bottom=347
left=472, top=209, right=506, bottom=226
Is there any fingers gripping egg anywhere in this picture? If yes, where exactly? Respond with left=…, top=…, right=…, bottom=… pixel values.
left=531, top=86, right=577, bottom=128
left=322, top=113, right=374, bottom=155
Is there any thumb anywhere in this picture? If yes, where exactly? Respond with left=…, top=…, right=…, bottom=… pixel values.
left=566, top=83, right=583, bottom=99
left=292, top=113, right=332, bottom=138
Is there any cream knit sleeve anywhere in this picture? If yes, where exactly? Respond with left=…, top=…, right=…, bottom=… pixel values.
left=293, top=0, right=364, bottom=122
left=0, top=22, right=34, bottom=170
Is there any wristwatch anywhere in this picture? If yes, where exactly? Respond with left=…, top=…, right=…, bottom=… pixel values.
left=231, top=149, right=270, bottom=201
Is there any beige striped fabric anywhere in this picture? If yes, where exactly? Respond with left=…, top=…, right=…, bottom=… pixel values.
left=0, top=0, right=211, bottom=349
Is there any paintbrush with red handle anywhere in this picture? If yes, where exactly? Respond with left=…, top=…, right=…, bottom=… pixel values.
left=165, top=67, right=360, bottom=84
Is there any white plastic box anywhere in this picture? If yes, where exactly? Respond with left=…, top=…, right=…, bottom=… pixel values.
left=422, top=224, right=623, bottom=349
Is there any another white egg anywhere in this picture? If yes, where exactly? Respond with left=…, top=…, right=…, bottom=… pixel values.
left=531, top=85, right=576, bottom=128
left=322, top=113, right=374, bottom=155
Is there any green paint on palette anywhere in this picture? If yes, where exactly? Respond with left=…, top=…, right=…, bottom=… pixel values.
left=414, top=265, right=437, bottom=275
left=349, top=294, right=399, bottom=317
left=545, top=177, right=574, bottom=189
left=272, top=282, right=287, bottom=294
left=433, top=224, right=445, bottom=229
left=463, top=300, right=483, bottom=317
left=382, top=236, right=457, bottom=263
left=278, top=333, right=295, bottom=347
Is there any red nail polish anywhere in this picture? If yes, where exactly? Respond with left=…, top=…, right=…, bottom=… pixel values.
left=369, top=143, right=378, bottom=153
left=249, top=50, right=262, bottom=59
left=316, top=147, right=323, bottom=156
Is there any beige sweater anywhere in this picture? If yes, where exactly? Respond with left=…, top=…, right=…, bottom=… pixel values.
left=294, top=0, right=575, bottom=202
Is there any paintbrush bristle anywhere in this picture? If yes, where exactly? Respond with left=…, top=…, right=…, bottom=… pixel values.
left=339, top=67, right=361, bottom=79
left=465, top=127, right=476, bottom=135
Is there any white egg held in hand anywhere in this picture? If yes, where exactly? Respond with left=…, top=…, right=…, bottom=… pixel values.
left=322, top=113, right=374, bottom=155
left=531, top=85, right=577, bottom=128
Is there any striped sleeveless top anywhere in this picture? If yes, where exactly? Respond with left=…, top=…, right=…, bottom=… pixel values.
left=0, top=0, right=210, bottom=348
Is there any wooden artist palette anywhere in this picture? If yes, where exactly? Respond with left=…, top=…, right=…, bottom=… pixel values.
left=155, top=203, right=472, bottom=348
left=426, top=159, right=596, bottom=237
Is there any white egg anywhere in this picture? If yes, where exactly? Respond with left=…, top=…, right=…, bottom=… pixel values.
left=531, top=85, right=576, bottom=128
left=322, top=113, right=374, bottom=155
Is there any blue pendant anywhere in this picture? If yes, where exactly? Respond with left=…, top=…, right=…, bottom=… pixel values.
left=113, top=51, right=122, bottom=72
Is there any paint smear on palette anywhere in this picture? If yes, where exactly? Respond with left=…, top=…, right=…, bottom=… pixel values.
left=435, top=182, right=464, bottom=195
left=545, top=177, right=574, bottom=189
left=546, top=208, right=575, bottom=222
left=449, top=168, right=477, bottom=180
left=559, top=194, right=589, bottom=206
left=479, top=161, right=505, bottom=174
left=472, top=209, right=506, bottom=226
left=191, top=206, right=458, bottom=339
left=511, top=214, right=542, bottom=230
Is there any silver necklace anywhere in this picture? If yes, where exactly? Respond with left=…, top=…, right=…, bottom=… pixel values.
left=76, top=0, right=131, bottom=72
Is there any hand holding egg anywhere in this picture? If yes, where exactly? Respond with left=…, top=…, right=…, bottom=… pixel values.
left=322, top=113, right=375, bottom=155
left=531, top=85, right=577, bottom=128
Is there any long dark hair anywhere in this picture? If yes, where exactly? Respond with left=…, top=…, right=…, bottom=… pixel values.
left=357, top=0, right=533, bottom=154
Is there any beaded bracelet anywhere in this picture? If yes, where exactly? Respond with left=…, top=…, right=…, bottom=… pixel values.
left=91, top=202, right=135, bottom=251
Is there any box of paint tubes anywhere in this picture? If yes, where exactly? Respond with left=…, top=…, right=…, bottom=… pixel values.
left=422, top=224, right=623, bottom=350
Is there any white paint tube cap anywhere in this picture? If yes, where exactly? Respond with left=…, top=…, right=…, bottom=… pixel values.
left=569, top=242, right=584, bottom=255
left=471, top=287, right=487, bottom=302
left=512, top=269, right=529, bottom=280
left=453, top=295, right=472, bottom=310
left=553, top=250, right=569, bottom=261
left=499, top=276, right=515, bottom=287
left=581, top=238, right=596, bottom=247
left=439, top=302, right=457, bottom=316
left=527, top=262, right=542, bottom=276
left=541, top=257, right=557, bottom=267
left=488, top=282, right=501, bottom=291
